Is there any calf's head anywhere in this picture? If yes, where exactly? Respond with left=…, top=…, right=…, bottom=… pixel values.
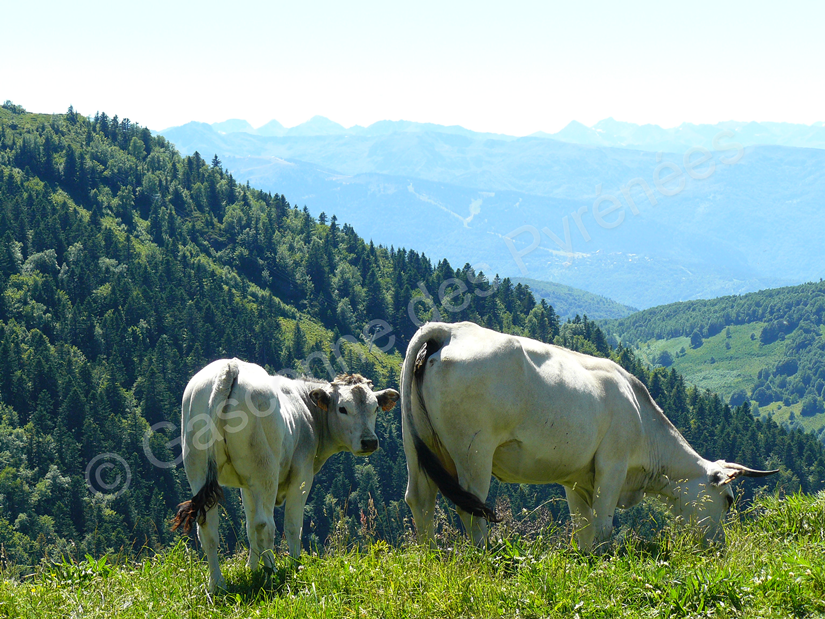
left=309, top=374, right=399, bottom=456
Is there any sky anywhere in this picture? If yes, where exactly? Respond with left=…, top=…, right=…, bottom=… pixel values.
left=2, top=0, right=823, bottom=135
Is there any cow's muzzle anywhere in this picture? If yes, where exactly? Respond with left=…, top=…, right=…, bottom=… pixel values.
left=359, top=437, right=379, bottom=454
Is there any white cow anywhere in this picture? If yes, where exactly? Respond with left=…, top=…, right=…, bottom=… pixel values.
left=173, top=358, right=399, bottom=591
left=401, top=322, right=776, bottom=551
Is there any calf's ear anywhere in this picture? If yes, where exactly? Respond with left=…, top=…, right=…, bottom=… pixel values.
left=309, top=388, right=331, bottom=411
left=376, top=388, right=400, bottom=412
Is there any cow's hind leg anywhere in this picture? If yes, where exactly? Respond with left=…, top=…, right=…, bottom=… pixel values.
left=404, top=452, right=438, bottom=546
left=454, top=450, right=495, bottom=547
left=197, top=504, right=225, bottom=591
left=244, top=482, right=278, bottom=570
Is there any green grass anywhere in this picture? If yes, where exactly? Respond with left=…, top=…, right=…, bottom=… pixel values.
left=635, top=323, right=786, bottom=400
left=2, top=493, right=823, bottom=618
left=760, top=401, right=825, bottom=437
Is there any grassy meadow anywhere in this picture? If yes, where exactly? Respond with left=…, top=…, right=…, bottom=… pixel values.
left=634, top=323, right=785, bottom=401
left=633, top=323, right=825, bottom=438
left=1, top=492, right=823, bottom=618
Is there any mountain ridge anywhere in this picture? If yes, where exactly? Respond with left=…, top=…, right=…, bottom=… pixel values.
left=171, top=115, right=825, bottom=151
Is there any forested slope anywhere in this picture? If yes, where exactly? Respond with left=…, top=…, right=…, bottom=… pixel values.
left=0, top=101, right=823, bottom=566
left=602, top=283, right=825, bottom=437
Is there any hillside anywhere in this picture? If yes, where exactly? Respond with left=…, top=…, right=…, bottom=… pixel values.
left=512, top=277, right=636, bottom=320
left=0, top=101, right=823, bottom=569
left=602, top=281, right=825, bottom=440
left=0, top=102, right=561, bottom=564
left=159, top=121, right=825, bottom=309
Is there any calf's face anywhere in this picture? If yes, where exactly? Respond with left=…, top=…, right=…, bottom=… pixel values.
left=310, top=384, right=399, bottom=455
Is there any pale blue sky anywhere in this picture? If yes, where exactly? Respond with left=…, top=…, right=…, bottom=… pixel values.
left=2, top=0, right=823, bottom=134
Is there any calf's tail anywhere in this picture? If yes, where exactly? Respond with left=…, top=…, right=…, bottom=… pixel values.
left=402, top=324, right=499, bottom=522
left=171, top=359, right=239, bottom=533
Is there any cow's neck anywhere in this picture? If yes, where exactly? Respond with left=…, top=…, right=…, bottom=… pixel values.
left=644, top=410, right=709, bottom=497
left=309, top=399, right=344, bottom=473
left=313, top=429, right=341, bottom=473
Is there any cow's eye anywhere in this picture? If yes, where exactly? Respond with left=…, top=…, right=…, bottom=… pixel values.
left=338, top=406, right=348, bottom=415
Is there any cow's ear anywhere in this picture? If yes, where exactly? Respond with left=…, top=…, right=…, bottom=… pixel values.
left=309, top=388, right=331, bottom=412
left=376, top=388, right=400, bottom=412
left=709, top=470, right=732, bottom=487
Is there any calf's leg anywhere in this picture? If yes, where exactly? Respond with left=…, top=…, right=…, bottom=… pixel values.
left=247, top=481, right=278, bottom=570
left=590, top=458, right=629, bottom=551
left=283, top=471, right=314, bottom=558
left=241, top=488, right=261, bottom=570
left=405, top=466, right=438, bottom=545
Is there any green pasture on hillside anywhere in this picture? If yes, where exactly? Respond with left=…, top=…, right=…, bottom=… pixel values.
left=634, top=323, right=785, bottom=401
left=634, top=323, right=825, bottom=438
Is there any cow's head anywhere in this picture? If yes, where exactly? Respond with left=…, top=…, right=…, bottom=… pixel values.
left=670, top=460, right=778, bottom=545
left=309, top=374, right=399, bottom=456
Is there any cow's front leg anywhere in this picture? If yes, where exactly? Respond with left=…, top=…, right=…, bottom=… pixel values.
left=590, top=459, right=628, bottom=552
left=564, top=485, right=595, bottom=552
left=283, top=471, right=314, bottom=559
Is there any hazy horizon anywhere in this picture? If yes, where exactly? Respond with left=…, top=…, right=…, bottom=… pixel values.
left=169, top=115, right=825, bottom=136
left=3, top=0, right=823, bottom=136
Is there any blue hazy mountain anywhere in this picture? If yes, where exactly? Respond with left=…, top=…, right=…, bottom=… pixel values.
left=201, top=116, right=516, bottom=141
left=256, top=119, right=287, bottom=137
left=159, top=121, right=825, bottom=308
left=211, top=118, right=256, bottom=134
left=532, top=118, right=825, bottom=152
left=193, top=116, right=825, bottom=151
left=284, top=115, right=350, bottom=136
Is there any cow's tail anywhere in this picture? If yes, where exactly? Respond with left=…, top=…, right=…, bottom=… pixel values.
left=171, top=359, right=239, bottom=534
left=402, top=323, right=500, bottom=522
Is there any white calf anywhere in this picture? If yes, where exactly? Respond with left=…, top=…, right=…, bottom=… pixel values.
left=173, top=358, right=398, bottom=590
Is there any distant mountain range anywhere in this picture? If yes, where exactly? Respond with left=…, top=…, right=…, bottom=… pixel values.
left=535, top=118, right=825, bottom=152
left=159, top=117, right=825, bottom=309
left=202, top=116, right=514, bottom=141
left=182, top=116, right=825, bottom=151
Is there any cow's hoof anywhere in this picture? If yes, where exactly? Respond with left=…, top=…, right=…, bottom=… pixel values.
left=209, top=575, right=227, bottom=593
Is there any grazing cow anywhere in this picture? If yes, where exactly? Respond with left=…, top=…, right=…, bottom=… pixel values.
left=401, top=322, right=776, bottom=551
left=173, top=358, right=399, bottom=591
